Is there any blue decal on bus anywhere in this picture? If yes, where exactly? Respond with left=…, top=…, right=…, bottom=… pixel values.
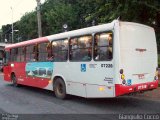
left=81, top=64, right=86, bottom=72
left=26, top=62, right=54, bottom=79
left=127, top=79, right=132, bottom=86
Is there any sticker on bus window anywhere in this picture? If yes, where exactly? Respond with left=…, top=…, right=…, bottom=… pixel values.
left=81, top=64, right=86, bottom=72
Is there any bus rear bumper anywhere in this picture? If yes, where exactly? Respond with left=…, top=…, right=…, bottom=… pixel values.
left=115, top=80, right=159, bottom=97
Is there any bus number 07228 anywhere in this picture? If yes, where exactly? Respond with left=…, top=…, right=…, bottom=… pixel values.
left=101, top=64, right=113, bottom=68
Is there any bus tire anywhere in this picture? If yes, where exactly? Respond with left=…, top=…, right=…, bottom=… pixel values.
left=11, top=74, right=18, bottom=87
left=53, top=78, right=67, bottom=99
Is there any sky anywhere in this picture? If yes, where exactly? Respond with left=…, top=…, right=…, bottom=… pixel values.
left=0, top=0, right=45, bottom=29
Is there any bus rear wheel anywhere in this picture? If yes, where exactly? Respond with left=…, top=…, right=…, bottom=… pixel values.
left=11, top=74, right=18, bottom=87
left=53, top=78, right=67, bottom=99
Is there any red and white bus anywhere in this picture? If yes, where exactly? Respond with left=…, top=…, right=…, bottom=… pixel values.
left=3, top=20, right=159, bottom=99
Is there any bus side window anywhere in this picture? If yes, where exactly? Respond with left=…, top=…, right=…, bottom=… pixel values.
left=11, top=48, right=17, bottom=62
left=18, top=48, right=21, bottom=62
left=17, top=47, right=26, bottom=62
left=22, top=47, right=26, bottom=62
left=26, top=44, right=39, bottom=62
left=94, top=32, right=113, bottom=61
left=46, top=42, right=52, bottom=61
left=14, top=48, right=18, bottom=62
left=52, top=39, right=68, bottom=62
left=69, top=35, right=92, bottom=61
left=0, top=50, right=4, bottom=60
left=10, top=49, right=13, bottom=62
left=38, top=42, right=50, bottom=61
left=33, top=44, right=39, bottom=61
left=26, top=46, right=30, bottom=62
left=4, top=50, right=10, bottom=64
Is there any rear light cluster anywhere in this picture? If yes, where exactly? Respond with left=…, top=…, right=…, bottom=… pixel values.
left=154, top=67, right=159, bottom=80
left=120, top=69, right=126, bottom=85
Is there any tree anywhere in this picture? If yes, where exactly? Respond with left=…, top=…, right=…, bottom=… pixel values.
left=17, top=11, right=37, bottom=41
left=1, top=0, right=159, bottom=47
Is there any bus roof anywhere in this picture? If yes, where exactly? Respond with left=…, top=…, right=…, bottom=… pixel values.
left=5, top=37, right=48, bottom=49
left=47, top=20, right=115, bottom=41
left=5, top=20, right=116, bottom=49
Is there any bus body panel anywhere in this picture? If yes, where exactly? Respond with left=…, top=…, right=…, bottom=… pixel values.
left=50, top=61, right=115, bottom=98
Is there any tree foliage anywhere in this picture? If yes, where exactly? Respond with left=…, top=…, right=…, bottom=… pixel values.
left=17, top=12, right=37, bottom=40
left=0, top=0, right=160, bottom=48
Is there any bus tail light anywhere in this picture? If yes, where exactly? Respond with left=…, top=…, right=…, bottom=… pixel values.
left=120, top=69, right=126, bottom=85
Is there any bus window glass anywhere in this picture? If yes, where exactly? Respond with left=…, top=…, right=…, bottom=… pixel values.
left=26, top=46, right=32, bottom=61
left=11, top=48, right=18, bottom=62
left=18, top=47, right=26, bottom=62
left=0, top=50, right=4, bottom=60
left=46, top=42, right=52, bottom=61
left=94, top=32, right=113, bottom=61
left=5, top=51, right=10, bottom=63
left=0, top=50, right=4, bottom=71
left=52, top=39, right=68, bottom=62
left=21, top=47, right=26, bottom=62
left=70, top=35, right=92, bottom=61
left=39, top=42, right=49, bottom=61
left=15, top=48, right=20, bottom=62
left=25, top=44, right=39, bottom=62
left=33, top=44, right=39, bottom=61
left=10, top=49, right=14, bottom=61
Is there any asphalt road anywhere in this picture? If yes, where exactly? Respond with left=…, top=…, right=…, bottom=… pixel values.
left=0, top=74, right=160, bottom=120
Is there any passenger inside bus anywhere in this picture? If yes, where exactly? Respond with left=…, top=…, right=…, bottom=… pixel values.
left=107, top=33, right=113, bottom=59
left=46, top=43, right=53, bottom=61
left=94, top=32, right=113, bottom=60
left=32, top=44, right=39, bottom=61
